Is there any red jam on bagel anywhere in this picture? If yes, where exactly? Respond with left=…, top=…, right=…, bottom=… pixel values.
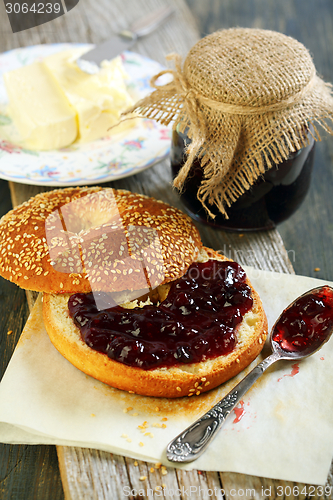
left=68, top=259, right=253, bottom=369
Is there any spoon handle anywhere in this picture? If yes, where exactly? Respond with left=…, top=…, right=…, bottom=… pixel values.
left=166, top=352, right=280, bottom=463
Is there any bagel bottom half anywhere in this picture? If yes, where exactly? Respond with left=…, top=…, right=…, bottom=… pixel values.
left=42, top=248, right=268, bottom=398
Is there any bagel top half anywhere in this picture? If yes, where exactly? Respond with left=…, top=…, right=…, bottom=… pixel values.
left=0, top=186, right=202, bottom=294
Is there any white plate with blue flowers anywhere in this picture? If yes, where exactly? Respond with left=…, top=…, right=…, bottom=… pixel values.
left=0, top=43, right=171, bottom=186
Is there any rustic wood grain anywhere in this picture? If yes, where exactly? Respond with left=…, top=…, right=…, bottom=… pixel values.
left=1, top=0, right=333, bottom=499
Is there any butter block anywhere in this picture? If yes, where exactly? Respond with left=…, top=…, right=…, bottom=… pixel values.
left=4, top=62, right=77, bottom=150
left=43, top=48, right=134, bottom=142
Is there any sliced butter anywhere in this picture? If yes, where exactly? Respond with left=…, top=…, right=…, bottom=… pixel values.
left=43, top=49, right=135, bottom=143
left=4, top=62, right=77, bottom=150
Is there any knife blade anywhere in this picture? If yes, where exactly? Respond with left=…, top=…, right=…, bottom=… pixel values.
left=76, top=5, right=174, bottom=74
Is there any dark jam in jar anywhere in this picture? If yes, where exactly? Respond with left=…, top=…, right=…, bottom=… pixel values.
left=68, top=260, right=253, bottom=370
left=272, top=286, right=333, bottom=353
left=171, top=128, right=315, bottom=231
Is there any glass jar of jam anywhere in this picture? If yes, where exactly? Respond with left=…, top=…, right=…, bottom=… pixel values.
left=171, top=128, right=315, bottom=231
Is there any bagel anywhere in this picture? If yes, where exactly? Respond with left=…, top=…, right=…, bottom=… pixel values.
left=42, top=247, right=267, bottom=398
left=0, top=186, right=202, bottom=293
left=0, top=186, right=267, bottom=398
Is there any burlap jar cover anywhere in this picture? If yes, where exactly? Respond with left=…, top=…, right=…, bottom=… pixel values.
left=126, top=28, right=333, bottom=219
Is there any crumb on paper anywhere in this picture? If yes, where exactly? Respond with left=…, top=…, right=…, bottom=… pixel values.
left=161, top=417, right=167, bottom=421
left=90, top=413, right=96, bottom=417
left=132, top=412, right=139, bottom=417
left=138, top=421, right=149, bottom=430
left=139, top=442, right=144, bottom=447
left=123, top=406, right=133, bottom=413
left=121, top=433, right=128, bottom=438
left=126, top=438, right=132, bottom=443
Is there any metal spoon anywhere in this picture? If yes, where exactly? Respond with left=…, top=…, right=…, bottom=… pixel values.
left=166, top=285, right=333, bottom=463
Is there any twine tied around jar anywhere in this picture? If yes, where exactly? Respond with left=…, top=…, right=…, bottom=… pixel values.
left=124, top=28, right=333, bottom=218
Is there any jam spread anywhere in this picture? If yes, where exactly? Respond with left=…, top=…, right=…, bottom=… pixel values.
left=68, top=260, right=253, bottom=369
left=272, top=286, right=333, bottom=353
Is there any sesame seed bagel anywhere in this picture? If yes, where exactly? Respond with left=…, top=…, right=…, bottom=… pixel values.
left=42, top=247, right=268, bottom=398
left=0, top=187, right=202, bottom=293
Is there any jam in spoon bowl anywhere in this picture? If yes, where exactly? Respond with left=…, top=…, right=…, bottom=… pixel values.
left=166, top=285, right=333, bottom=463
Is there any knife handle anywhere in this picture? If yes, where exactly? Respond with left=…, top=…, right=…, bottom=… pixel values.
left=120, top=5, right=174, bottom=39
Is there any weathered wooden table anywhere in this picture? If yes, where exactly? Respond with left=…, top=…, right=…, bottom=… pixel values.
left=0, top=0, right=333, bottom=498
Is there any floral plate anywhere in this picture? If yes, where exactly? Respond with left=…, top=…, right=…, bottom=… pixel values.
left=0, top=43, right=171, bottom=186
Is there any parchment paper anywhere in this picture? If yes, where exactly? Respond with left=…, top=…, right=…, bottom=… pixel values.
left=0, top=267, right=333, bottom=485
